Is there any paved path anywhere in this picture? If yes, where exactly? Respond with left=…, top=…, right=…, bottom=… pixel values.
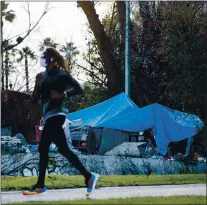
left=1, top=184, right=206, bottom=204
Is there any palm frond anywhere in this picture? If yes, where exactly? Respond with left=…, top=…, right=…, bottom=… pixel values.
left=16, top=50, right=23, bottom=62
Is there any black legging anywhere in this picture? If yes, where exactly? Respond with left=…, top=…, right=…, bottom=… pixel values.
left=36, top=115, right=91, bottom=188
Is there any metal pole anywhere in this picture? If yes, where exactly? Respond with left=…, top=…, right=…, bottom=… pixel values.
left=125, top=1, right=130, bottom=97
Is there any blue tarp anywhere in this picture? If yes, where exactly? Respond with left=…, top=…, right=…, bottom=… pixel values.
left=68, top=92, right=203, bottom=155
left=69, top=92, right=139, bottom=127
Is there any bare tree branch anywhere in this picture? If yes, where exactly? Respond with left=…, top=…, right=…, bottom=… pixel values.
left=24, top=2, right=32, bottom=33
left=1, top=2, right=51, bottom=53
left=84, top=58, right=106, bottom=75
left=74, top=62, right=106, bottom=86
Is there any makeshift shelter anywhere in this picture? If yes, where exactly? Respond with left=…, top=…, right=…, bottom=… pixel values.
left=1, top=90, right=42, bottom=144
left=68, top=93, right=203, bottom=155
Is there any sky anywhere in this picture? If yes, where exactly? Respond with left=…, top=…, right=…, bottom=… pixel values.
left=3, top=2, right=112, bottom=90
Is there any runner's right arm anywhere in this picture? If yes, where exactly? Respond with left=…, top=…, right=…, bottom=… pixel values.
left=31, top=73, right=42, bottom=103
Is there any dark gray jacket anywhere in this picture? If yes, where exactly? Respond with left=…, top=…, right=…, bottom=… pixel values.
left=32, top=67, right=83, bottom=121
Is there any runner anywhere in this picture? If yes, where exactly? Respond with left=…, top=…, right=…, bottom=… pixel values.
left=23, top=47, right=99, bottom=197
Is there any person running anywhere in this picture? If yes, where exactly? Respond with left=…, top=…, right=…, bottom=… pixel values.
left=23, top=47, right=99, bottom=196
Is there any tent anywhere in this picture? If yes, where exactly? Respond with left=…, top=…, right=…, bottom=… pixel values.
left=68, top=93, right=203, bottom=155
left=69, top=92, right=139, bottom=127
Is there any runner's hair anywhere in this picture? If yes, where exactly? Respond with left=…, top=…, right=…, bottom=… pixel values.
left=46, top=47, right=69, bottom=71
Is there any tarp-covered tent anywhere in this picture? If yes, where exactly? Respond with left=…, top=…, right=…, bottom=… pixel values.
left=69, top=93, right=203, bottom=155
left=69, top=92, right=139, bottom=127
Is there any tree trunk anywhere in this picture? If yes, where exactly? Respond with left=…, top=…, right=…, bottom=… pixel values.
left=139, top=1, right=152, bottom=47
left=116, top=1, right=126, bottom=51
left=77, top=1, right=121, bottom=96
left=1, top=18, right=4, bottom=90
left=136, top=1, right=155, bottom=106
left=5, top=50, right=9, bottom=90
left=204, top=65, right=207, bottom=151
left=1, top=52, right=4, bottom=90
left=25, top=54, right=29, bottom=92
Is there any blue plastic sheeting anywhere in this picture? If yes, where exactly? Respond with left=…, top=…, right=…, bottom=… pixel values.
left=68, top=93, right=203, bottom=155
left=69, top=92, right=139, bottom=127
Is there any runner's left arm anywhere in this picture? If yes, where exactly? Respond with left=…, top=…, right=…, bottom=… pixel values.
left=65, top=72, right=83, bottom=97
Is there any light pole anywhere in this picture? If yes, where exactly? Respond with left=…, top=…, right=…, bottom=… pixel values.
left=125, top=1, right=130, bottom=97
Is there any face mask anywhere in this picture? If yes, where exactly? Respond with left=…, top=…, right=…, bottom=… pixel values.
left=40, top=51, right=54, bottom=67
left=40, top=57, right=47, bottom=67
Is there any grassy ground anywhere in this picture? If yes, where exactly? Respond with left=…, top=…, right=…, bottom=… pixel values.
left=2, top=174, right=206, bottom=191
left=6, top=196, right=207, bottom=204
